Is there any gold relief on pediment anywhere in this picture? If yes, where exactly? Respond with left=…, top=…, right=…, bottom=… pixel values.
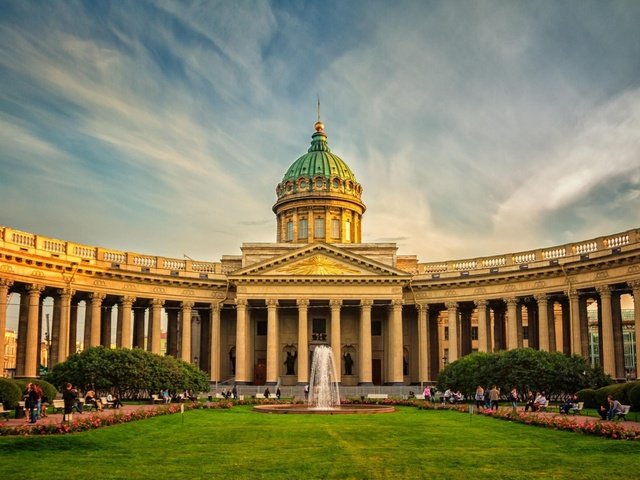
left=273, top=255, right=362, bottom=275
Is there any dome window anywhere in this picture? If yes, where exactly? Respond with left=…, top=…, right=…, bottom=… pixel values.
left=332, top=178, right=340, bottom=189
left=286, top=182, right=293, bottom=192
left=315, top=178, right=324, bottom=188
left=299, top=179, right=307, bottom=189
left=347, top=181, right=353, bottom=190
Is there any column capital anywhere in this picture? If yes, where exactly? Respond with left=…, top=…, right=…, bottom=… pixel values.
left=27, top=283, right=44, bottom=294
left=57, top=288, right=75, bottom=298
left=628, top=279, right=640, bottom=293
left=0, top=278, right=14, bottom=289
left=474, top=299, right=488, bottom=308
left=415, top=302, right=429, bottom=312
left=596, top=285, right=611, bottom=298
left=120, top=296, right=136, bottom=306
left=360, top=299, right=374, bottom=308
left=391, top=298, right=403, bottom=307
left=297, top=298, right=310, bottom=307
left=266, top=299, right=279, bottom=308
left=445, top=301, right=458, bottom=310
left=566, top=289, right=579, bottom=301
left=90, top=292, right=106, bottom=302
left=209, top=302, right=220, bottom=313
left=181, top=301, right=195, bottom=309
left=504, top=297, right=518, bottom=307
left=534, top=293, right=548, bottom=304
left=330, top=299, right=342, bottom=308
left=151, top=298, right=165, bottom=307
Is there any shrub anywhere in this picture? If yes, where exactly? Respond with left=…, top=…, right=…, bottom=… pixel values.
left=13, top=378, right=59, bottom=403
left=628, top=384, right=640, bottom=412
left=594, top=383, right=628, bottom=406
left=0, top=378, right=22, bottom=409
left=576, top=388, right=597, bottom=409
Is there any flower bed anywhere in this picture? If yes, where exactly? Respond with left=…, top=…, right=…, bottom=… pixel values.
left=0, top=401, right=232, bottom=436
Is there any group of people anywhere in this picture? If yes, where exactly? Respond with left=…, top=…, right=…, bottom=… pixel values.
left=23, top=382, right=45, bottom=423
left=473, top=385, right=505, bottom=411
left=263, top=387, right=281, bottom=399
left=597, top=395, right=626, bottom=421
left=219, top=385, right=238, bottom=399
left=523, top=391, right=548, bottom=412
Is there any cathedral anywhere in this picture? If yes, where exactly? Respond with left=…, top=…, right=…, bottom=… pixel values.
left=1, top=119, right=639, bottom=387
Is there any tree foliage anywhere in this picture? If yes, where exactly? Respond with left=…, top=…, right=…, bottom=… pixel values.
left=436, top=348, right=610, bottom=400
left=45, top=347, right=209, bottom=399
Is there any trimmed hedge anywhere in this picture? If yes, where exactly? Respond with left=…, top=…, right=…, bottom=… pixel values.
left=0, top=378, right=22, bottom=409
left=628, top=384, right=640, bottom=412
left=14, top=378, right=58, bottom=404
left=575, top=388, right=597, bottom=409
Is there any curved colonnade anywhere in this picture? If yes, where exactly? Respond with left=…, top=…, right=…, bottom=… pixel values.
left=1, top=225, right=638, bottom=385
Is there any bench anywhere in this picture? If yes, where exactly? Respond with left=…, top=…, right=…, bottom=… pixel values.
left=414, top=394, right=425, bottom=400
left=537, top=400, right=550, bottom=412
left=0, top=405, right=11, bottom=420
left=100, top=397, right=114, bottom=408
left=255, top=393, right=271, bottom=399
left=52, top=399, right=65, bottom=413
left=150, top=394, right=164, bottom=404
left=616, top=405, right=631, bottom=421
left=570, top=402, right=584, bottom=415
left=366, top=394, right=389, bottom=400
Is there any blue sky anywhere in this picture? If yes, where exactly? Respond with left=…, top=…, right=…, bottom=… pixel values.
left=1, top=0, right=639, bottom=263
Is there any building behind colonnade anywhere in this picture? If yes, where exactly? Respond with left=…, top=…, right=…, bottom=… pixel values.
left=1, top=119, right=639, bottom=385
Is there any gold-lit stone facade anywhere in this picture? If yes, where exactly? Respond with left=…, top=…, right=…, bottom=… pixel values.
left=1, top=122, right=639, bottom=386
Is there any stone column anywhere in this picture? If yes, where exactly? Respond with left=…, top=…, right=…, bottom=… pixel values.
left=166, top=308, right=178, bottom=357
left=119, top=296, right=135, bottom=349
left=88, top=292, right=105, bottom=348
left=132, top=305, right=145, bottom=349
left=567, top=290, right=581, bottom=355
left=69, top=299, right=79, bottom=356
left=505, top=297, right=518, bottom=350
left=25, top=284, right=44, bottom=378
left=630, top=280, right=640, bottom=379
left=389, top=299, right=404, bottom=384
left=56, top=288, right=72, bottom=364
left=446, top=302, right=458, bottom=363
left=330, top=299, right=342, bottom=383
left=416, top=303, right=429, bottom=384
left=266, top=299, right=279, bottom=385
left=210, top=303, right=221, bottom=382
left=596, top=285, right=616, bottom=377
left=359, top=299, right=373, bottom=385
left=0, top=279, right=13, bottom=377
left=100, top=305, right=112, bottom=347
left=16, top=293, right=28, bottom=377
left=475, top=300, right=489, bottom=352
left=235, top=298, right=249, bottom=384
left=297, top=299, right=309, bottom=385
left=149, top=299, right=164, bottom=355
left=180, top=301, right=194, bottom=362
left=536, top=294, right=550, bottom=351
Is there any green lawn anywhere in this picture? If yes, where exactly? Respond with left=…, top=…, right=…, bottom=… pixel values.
left=0, top=406, right=638, bottom=479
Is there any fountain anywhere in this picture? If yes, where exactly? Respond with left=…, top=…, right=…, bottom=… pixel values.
left=253, top=345, right=395, bottom=415
left=308, top=345, right=341, bottom=410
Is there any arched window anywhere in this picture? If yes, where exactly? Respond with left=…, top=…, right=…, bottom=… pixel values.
left=298, top=218, right=308, bottom=240
left=314, top=217, right=325, bottom=238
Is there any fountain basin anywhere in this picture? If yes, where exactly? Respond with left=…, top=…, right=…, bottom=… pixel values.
left=253, top=404, right=395, bottom=415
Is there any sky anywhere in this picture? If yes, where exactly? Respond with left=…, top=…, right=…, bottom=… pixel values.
left=1, top=0, right=640, bottom=265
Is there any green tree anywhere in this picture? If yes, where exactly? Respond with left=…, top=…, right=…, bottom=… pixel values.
left=46, top=347, right=209, bottom=399
left=436, top=348, right=610, bottom=400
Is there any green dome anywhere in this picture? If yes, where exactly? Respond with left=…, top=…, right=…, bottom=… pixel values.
left=282, top=124, right=357, bottom=183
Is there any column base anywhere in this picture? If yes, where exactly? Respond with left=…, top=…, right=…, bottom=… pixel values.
left=385, top=382, right=405, bottom=386
left=265, top=381, right=278, bottom=387
left=358, top=382, right=374, bottom=386
left=233, top=381, right=251, bottom=386
left=297, top=381, right=309, bottom=386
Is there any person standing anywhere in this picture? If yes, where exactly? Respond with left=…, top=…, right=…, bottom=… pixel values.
left=489, top=385, right=500, bottom=411
left=62, top=383, right=77, bottom=423
left=27, top=383, right=40, bottom=423
left=474, top=386, right=485, bottom=409
left=509, top=387, right=518, bottom=411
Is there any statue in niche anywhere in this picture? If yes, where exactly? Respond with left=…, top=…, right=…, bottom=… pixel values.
left=284, top=350, right=297, bottom=375
left=344, top=352, right=354, bottom=376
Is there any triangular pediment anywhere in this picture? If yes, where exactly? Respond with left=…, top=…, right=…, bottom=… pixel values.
left=229, top=242, right=409, bottom=278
